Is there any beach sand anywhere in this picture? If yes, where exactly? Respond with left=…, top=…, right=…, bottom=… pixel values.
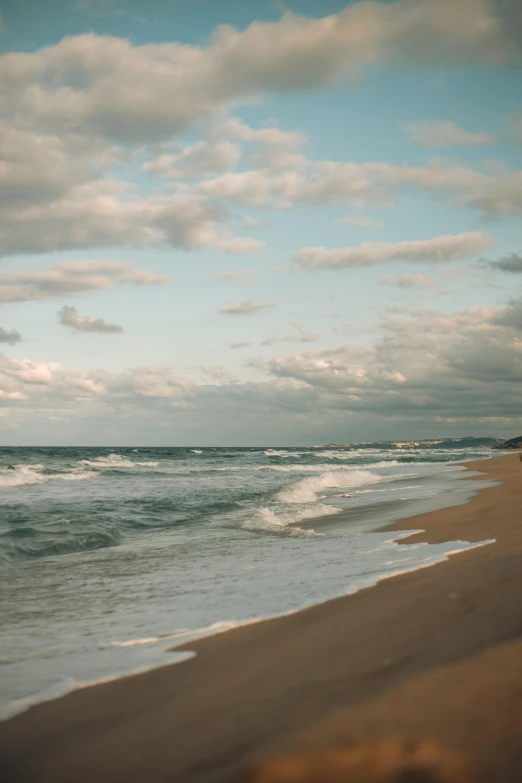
left=1, top=453, right=521, bottom=782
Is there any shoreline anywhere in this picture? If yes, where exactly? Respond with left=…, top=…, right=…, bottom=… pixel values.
left=0, top=458, right=494, bottom=721
left=1, top=453, right=521, bottom=782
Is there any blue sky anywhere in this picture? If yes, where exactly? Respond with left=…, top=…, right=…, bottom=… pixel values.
left=0, top=0, right=521, bottom=444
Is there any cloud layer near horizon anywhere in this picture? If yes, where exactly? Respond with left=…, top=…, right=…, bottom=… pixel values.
left=2, top=298, right=522, bottom=436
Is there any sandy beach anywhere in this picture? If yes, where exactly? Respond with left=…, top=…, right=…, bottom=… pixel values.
left=1, top=453, right=521, bottom=783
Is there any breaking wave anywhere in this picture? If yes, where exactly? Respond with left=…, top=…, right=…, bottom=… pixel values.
left=78, top=453, right=159, bottom=469
left=0, top=464, right=94, bottom=489
left=241, top=503, right=340, bottom=535
left=276, top=469, right=381, bottom=504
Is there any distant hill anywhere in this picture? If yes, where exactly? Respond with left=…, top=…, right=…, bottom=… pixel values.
left=493, top=436, right=522, bottom=450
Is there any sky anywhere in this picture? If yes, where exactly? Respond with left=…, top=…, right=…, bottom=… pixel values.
left=0, top=0, right=521, bottom=445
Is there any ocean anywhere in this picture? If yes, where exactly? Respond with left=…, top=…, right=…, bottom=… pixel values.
left=0, top=439, right=500, bottom=719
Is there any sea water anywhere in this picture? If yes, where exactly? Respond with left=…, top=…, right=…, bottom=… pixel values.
left=0, top=439, right=500, bottom=718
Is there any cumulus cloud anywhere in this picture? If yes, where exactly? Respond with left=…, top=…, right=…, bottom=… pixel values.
left=0, top=261, right=169, bottom=304
left=479, top=252, right=522, bottom=272
left=143, top=140, right=241, bottom=179
left=0, top=124, right=91, bottom=207
left=3, top=297, right=522, bottom=438
left=195, top=156, right=522, bottom=220
left=0, top=1, right=517, bottom=146
left=223, top=117, right=306, bottom=169
left=196, top=162, right=388, bottom=209
left=405, top=120, right=494, bottom=147
left=367, top=160, right=522, bottom=219
left=219, top=299, right=277, bottom=315
left=0, top=125, right=258, bottom=257
left=59, top=305, right=124, bottom=333
left=2, top=127, right=519, bottom=261
left=0, top=328, right=22, bottom=345
left=0, top=3, right=519, bottom=263
left=295, top=232, right=491, bottom=270
left=267, top=297, right=522, bottom=420
left=0, top=176, right=263, bottom=256
left=382, top=273, right=439, bottom=288
left=0, top=355, right=191, bottom=408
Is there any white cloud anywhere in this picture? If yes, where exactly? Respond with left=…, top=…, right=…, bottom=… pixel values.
left=0, top=178, right=261, bottom=256
left=295, top=232, right=491, bottom=270
left=0, top=1, right=516, bottom=146
left=59, top=305, right=124, bottom=333
left=194, top=154, right=522, bottom=220
left=267, top=298, right=522, bottom=418
left=0, top=124, right=90, bottom=206
left=0, top=261, right=169, bottom=304
left=3, top=297, right=522, bottom=438
left=382, top=273, right=439, bottom=288
left=368, top=160, right=522, bottom=218
left=219, top=299, right=278, bottom=315
left=223, top=117, right=306, bottom=169
left=405, top=120, right=494, bottom=147
left=143, top=140, right=241, bottom=179
left=196, top=163, right=387, bottom=209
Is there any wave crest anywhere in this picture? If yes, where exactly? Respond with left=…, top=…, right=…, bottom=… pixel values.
left=78, top=453, right=159, bottom=469
left=0, top=465, right=94, bottom=489
left=277, top=469, right=380, bottom=504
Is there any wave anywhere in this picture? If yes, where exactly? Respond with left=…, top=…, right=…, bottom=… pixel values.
left=0, top=464, right=94, bottom=489
left=276, top=469, right=381, bottom=504
left=78, top=453, right=159, bottom=469
left=3, top=527, right=122, bottom=561
left=191, top=450, right=203, bottom=454
left=241, top=503, right=339, bottom=535
left=262, top=449, right=296, bottom=458
left=211, top=460, right=400, bottom=474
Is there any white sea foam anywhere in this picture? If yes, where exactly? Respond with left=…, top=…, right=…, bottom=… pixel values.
left=262, top=449, right=296, bottom=457
left=213, top=461, right=399, bottom=474
left=191, top=449, right=203, bottom=454
left=276, top=469, right=380, bottom=504
left=242, top=503, right=339, bottom=535
left=78, top=453, right=159, bottom=469
left=99, top=620, right=248, bottom=649
left=0, top=465, right=94, bottom=488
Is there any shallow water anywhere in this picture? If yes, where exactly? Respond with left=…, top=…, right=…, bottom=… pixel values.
left=0, top=439, right=499, bottom=718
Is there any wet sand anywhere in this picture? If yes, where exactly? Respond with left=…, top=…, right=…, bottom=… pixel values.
left=1, top=453, right=521, bottom=782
